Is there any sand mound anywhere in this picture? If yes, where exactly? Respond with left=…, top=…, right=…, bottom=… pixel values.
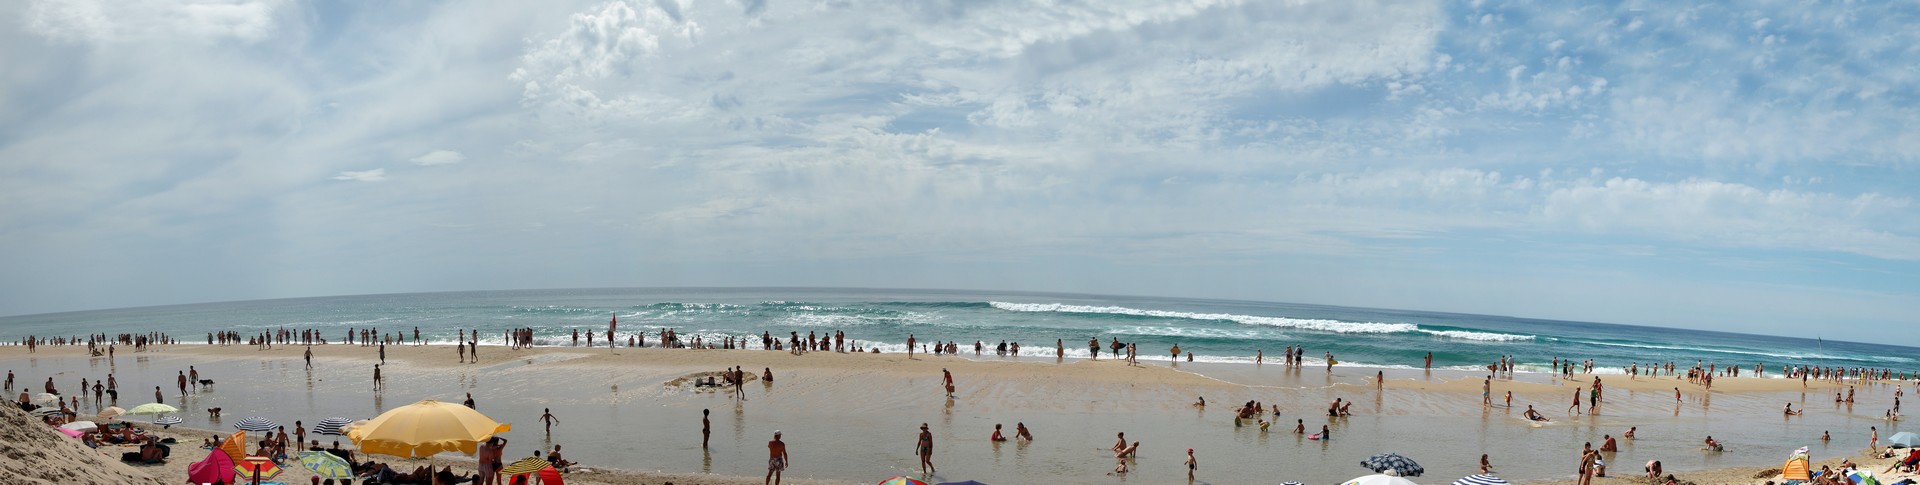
left=0, top=405, right=165, bottom=484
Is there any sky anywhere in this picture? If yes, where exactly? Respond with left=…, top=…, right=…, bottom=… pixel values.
left=1, top=0, right=1916, bottom=344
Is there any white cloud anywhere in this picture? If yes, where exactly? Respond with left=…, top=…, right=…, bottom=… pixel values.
left=26, top=0, right=282, bottom=43
left=332, top=169, right=387, bottom=182
left=410, top=150, right=465, bottom=166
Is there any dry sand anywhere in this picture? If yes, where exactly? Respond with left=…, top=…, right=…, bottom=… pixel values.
left=1, top=343, right=1909, bottom=484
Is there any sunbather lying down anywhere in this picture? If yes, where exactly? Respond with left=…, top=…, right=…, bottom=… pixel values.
left=356, top=462, right=474, bottom=485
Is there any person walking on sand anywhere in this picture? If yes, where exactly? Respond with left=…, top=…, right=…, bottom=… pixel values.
left=1871, top=426, right=1879, bottom=450
left=540, top=408, right=559, bottom=436
left=1483, top=376, right=1492, bottom=405
left=378, top=342, right=385, bottom=365
left=1569, top=387, right=1582, bottom=414
left=702, top=409, right=711, bottom=449
left=1186, top=448, right=1198, bottom=482
left=304, top=346, right=313, bottom=369
left=189, top=366, right=199, bottom=391
left=942, top=369, right=955, bottom=398
left=767, top=430, right=789, bottom=485
left=176, top=371, right=187, bottom=396
left=917, top=423, right=936, bottom=475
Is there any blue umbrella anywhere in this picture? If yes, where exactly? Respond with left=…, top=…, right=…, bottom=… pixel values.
left=1453, top=475, right=1509, bottom=485
left=1362, top=452, right=1425, bottom=477
left=1889, top=432, right=1919, bottom=449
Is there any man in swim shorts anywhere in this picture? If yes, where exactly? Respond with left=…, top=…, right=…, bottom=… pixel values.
left=766, top=431, right=788, bottom=485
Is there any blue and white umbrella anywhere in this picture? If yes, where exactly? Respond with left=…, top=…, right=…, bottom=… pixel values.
left=1890, top=431, right=1919, bottom=449
left=234, top=417, right=277, bottom=432
left=1362, top=452, right=1425, bottom=477
left=311, top=417, right=352, bottom=435
left=154, top=415, right=183, bottom=427
left=1453, top=474, right=1509, bottom=485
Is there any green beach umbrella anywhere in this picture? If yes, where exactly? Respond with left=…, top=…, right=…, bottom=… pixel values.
left=498, top=457, right=553, bottom=476
left=297, top=451, right=353, bottom=479
left=125, top=402, right=179, bottom=415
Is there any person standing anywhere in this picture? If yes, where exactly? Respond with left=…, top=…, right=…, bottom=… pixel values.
left=477, top=436, right=506, bottom=485
left=304, top=346, right=313, bottom=369
left=378, top=342, right=386, bottom=365
left=701, top=409, right=711, bottom=448
left=1425, top=352, right=1433, bottom=370
left=906, top=334, right=916, bottom=358
left=176, top=371, right=188, bottom=396
left=766, top=431, right=788, bottom=485
left=916, top=423, right=936, bottom=475
left=541, top=408, right=559, bottom=436
left=1569, top=387, right=1582, bottom=414
left=372, top=365, right=382, bottom=391
left=189, top=366, right=200, bottom=391
left=294, top=421, right=307, bottom=451
left=1871, top=426, right=1879, bottom=450
left=1185, top=448, right=1198, bottom=482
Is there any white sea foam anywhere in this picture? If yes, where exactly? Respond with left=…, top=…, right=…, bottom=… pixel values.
left=989, top=302, right=1417, bottom=334
left=1417, top=329, right=1536, bottom=342
left=989, top=302, right=1535, bottom=342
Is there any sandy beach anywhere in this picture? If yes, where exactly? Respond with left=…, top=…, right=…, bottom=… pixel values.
left=3, top=342, right=1913, bottom=484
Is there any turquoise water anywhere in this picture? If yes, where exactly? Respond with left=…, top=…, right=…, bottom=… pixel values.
left=1, top=287, right=1913, bottom=375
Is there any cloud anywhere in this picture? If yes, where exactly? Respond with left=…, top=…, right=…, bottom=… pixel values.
left=410, top=150, right=465, bottom=166
left=331, top=169, right=387, bottom=182
left=0, top=0, right=1915, bottom=342
left=26, top=0, right=282, bottom=43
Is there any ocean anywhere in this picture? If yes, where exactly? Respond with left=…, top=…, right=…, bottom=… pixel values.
left=3, top=288, right=1914, bottom=484
left=1, top=287, right=1911, bottom=375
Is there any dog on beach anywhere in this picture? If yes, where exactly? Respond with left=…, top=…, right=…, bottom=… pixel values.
left=198, top=379, right=214, bottom=387
left=207, top=407, right=222, bottom=418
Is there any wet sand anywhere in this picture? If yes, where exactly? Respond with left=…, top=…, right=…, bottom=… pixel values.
left=2, top=343, right=1912, bottom=484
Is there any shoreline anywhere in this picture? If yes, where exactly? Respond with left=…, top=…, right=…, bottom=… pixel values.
left=3, top=343, right=1912, bottom=484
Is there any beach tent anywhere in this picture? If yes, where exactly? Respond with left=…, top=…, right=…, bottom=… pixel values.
left=1781, top=447, right=1811, bottom=482
left=1890, top=432, right=1919, bottom=448
left=219, top=431, right=249, bottom=463
left=877, top=477, right=930, bottom=485
left=188, top=448, right=237, bottom=485
left=1345, top=474, right=1420, bottom=485
left=348, top=399, right=510, bottom=458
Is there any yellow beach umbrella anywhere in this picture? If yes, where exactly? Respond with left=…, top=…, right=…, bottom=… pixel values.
left=347, top=399, right=510, bottom=458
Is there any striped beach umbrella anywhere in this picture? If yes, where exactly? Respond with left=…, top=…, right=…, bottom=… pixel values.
left=154, top=415, right=183, bottom=427
left=234, top=416, right=278, bottom=432
left=312, top=417, right=353, bottom=435
left=234, top=458, right=283, bottom=482
left=1361, top=452, right=1425, bottom=477
left=878, top=477, right=929, bottom=485
left=1453, top=474, right=1509, bottom=485
left=499, top=457, right=554, bottom=476
left=96, top=406, right=125, bottom=420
